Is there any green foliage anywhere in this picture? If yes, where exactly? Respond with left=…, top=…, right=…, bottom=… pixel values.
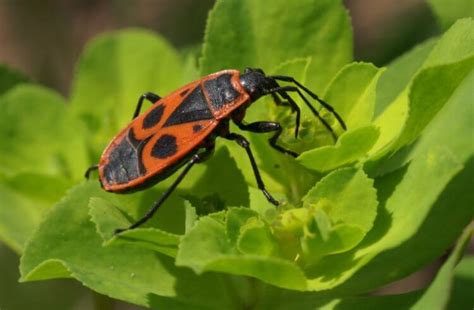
left=428, top=0, right=474, bottom=30
left=0, top=0, right=472, bottom=308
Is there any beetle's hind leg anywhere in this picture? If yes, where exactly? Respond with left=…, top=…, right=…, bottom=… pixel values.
left=115, top=146, right=214, bottom=234
left=84, top=164, right=99, bottom=179
left=132, top=92, right=161, bottom=119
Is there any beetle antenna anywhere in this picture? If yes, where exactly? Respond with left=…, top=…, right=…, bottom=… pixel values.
left=269, top=75, right=347, bottom=130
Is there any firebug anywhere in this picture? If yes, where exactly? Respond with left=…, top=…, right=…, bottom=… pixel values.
left=85, top=68, right=346, bottom=233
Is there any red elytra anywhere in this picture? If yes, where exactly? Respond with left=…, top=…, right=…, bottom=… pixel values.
left=85, top=68, right=346, bottom=233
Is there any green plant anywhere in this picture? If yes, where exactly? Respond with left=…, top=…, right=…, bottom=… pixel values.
left=0, top=0, right=472, bottom=309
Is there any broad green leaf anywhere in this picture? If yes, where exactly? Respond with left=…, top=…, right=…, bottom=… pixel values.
left=423, top=18, right=474, bottom=67
left=298, top=125, right=379, bottom=172
left=0, top=85, right=88, bottom=179
left=302, top=224, right=365, bottom=263
left=0, top=174, right=71, bottom=253
left=375, top=39, right=437, bottom=117
left=323, top=62, right=385, bottom=130
left=314, top=229, right=472, bottom=310
left=88, top=197, right=132, bottom=240
left=303, top=168, right=377, bottom=233
left=391, top=57, right=474, bottom=151
left=177, top=217, right=236, bottom=272
left=70, top=30, right=183, bottom=155
left=201, top=0, right=352, bottom=90
left=306, top=68, right=474, bottom=293
left=0, top=64, right=28, bottom=96
left=89, top=197, right=180, bottom=257
left=20, top=182, right=176, bottom=305
left=20, top=182, right=236, bottom=308
left=237, top=217, right=277, bottom=256
left=226, top=207, right=259, bottom=245
left=428, top=0, right=474, bottom=30
left=369, top=19, right=474, bottom=166
left=177, top=216, right=307, bottom=290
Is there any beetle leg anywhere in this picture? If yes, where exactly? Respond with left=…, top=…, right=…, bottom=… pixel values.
left=236, top=121, right=298, bottom=157
left=223, top=132, right=279, bottom=206
left=132, top=92, right=161, bottom=119
left=84, top=164, right=99, bottom=179
left=115, top=146, right=214, bottom=234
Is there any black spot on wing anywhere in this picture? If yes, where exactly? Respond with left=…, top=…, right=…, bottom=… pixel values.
left=164, top=86, right=213, bottom=127
left=103, top=137, right=140, bottom=184
left=204, top=74, right=240, bottom=110
left=152, top=134, right=178, bottom=159
left=192, top=124, right=203, bottom=132
left=143, top=104, right=165, bottom=129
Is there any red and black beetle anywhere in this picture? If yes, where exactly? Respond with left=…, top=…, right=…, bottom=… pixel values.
left=85, top=68, right=346, bottom=233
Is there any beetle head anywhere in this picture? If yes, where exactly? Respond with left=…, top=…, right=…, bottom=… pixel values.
left=239, top=68, right=278, bottom=100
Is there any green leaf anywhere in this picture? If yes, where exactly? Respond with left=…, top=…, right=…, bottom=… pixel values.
left=0, top=64, right=28, bottom=96
left=428, top=0, right=474, bottom=30
left=248, top=186, right=280, bottom=221
left=297, top=125, right=380, bottom=172
left=20, top=182, right=178, bottom=306
left=302, top=224, right=365, bottom=262
left=369, top=19, right=474, bottom=164
left=375, top=39, right=437, bottom=117
left=308, top=68, right=474, bottom=293
left=392, top=57, right=473, bottom=151
left=449, top=256, right=474, bottom=309
left=88, top=197, right=132, bottom=240
left=200, top=0, right=352, bottom=90
left=296, top=168, right=377, bottom=266
left=226, top=207, right=259, bottom=245
left=177, top=217, right=236, bottom=272
left=70, top=30, right=183, bottom=155
left=412, top=226, right=472, bottom=309
left=300, top=227, right=473, bottom=310
left=177, top=216, right=307, bottom=290
left=0, top=85, right=88, bottom=179
left=184, top=201, right=198, bottom=233
left=303, top=168, right=378, bottom=233
left=323, top=62, right=385, bottom=130
left=89, top=197, right=180, bottom=257
left=237, top=217, right=277, bottom=256
left=0, top=173, right=72, bottom=253
left=189, top=146, right=249, bottom=208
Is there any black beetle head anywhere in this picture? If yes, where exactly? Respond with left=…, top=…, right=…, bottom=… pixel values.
left=239, top=68, right=277, bottom=100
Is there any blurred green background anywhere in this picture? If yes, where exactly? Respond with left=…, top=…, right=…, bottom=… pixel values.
left=0, top=0, right=468, bottom=309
